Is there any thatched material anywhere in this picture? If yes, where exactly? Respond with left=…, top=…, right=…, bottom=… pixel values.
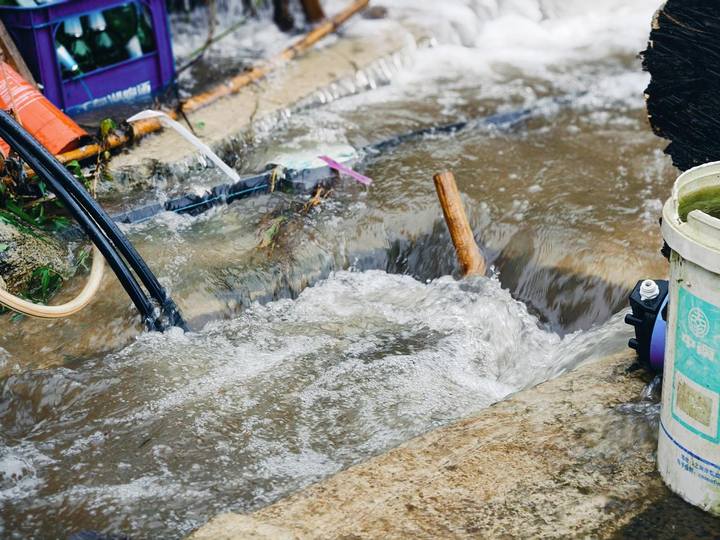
left=642, top=0, right=720, bottom=171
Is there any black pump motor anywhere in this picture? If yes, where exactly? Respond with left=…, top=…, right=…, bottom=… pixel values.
left=625, top=279, right=669, bottom=373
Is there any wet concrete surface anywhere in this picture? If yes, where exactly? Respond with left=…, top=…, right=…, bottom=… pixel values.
left=614, top=493, right=720, bottom=539
left=106, top=19, right=419, bottom=187
left=190, top=351, right=720, bottom=539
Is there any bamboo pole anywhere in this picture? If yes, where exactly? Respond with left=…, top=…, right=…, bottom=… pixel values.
left=433, top=171, right=486, bottom=276
left=55, top=0, right=369, bottom=167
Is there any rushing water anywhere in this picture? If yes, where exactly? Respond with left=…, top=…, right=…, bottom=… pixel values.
left=1, top=0, right=677, bottom=537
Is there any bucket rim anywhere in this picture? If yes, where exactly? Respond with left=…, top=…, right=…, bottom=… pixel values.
left=663, top=160, right=720, bottom=274
left=671, top=160, right=720, bottom=208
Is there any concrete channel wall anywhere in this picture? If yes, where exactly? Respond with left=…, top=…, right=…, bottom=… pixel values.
left=106, top=18, right=420, bottom=186
left=190, top=351, right=720, bottom=539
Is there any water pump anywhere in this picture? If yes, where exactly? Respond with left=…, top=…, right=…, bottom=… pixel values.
left=625, top=279, right=669, bottom=372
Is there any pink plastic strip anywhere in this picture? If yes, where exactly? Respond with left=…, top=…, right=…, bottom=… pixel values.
left=318, top=155, right=373, bottom=186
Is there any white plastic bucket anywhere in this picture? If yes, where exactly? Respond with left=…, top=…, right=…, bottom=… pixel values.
left=659, top=161, right=720, bottom=514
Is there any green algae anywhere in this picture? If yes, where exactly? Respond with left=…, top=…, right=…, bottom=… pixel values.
left=679, top=186, right=720, bottom=221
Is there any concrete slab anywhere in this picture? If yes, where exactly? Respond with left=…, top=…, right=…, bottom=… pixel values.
left=107, top=19, right=417, bottom=186
left=189, top=352, right=720, bottom=539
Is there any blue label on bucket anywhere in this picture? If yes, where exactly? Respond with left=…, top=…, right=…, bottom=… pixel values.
left=672, top=286, right=720, bottom=443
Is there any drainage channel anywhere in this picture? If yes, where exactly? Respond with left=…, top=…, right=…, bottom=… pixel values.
left=0, top=1, right=674, bottom=535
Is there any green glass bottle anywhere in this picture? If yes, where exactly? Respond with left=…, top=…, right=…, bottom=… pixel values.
left=136, top=7, right=155, bottom=53
left=68, top=37, right=95, bottom=74
left=87, top=11, right=125, bottom=67
left=106, top=3, right=144, bottom=59
left=105, top=3, right=137, bottom=44
left=55, top=43, right=80, bottom=78
left=57, top=16, right=95, bottom=76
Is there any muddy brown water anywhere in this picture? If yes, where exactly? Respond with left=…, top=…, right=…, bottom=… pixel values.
left=0, top=1, right=697, bottom=537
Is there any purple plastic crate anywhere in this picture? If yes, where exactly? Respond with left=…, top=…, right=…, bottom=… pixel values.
left=0, top=0, right=175, bottom=115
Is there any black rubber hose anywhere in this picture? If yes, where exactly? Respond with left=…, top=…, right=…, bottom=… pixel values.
left=0, top=110, right=187, bottom=330
left=0, top=111, right=183, bottom=327
left=0, top=133, right=160, bottom=330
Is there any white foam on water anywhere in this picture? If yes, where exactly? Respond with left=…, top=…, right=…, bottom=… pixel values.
left=168, top=0, right=660, bottom=119
left=170, top=2, right=286, bottom=61
left=0, top=270, right=630, bottom=536
left=0, top=444, right=53, bottom=502
left=325, top=0, right=658, bottom=109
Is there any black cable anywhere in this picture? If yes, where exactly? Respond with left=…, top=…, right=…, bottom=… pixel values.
left=0, top=128, right=159, bottom=330
left=0, top=110, right=184, bottom=330
left=0, top=110, right=188, bottom=331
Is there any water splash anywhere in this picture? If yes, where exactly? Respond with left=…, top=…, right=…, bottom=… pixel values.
left=0, top=0, right=669, bottom=537
left=0, top=271, right=629, bottom=537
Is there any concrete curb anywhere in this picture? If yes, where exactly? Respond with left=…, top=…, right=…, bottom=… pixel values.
left=189, top=352, right=720, bottom=539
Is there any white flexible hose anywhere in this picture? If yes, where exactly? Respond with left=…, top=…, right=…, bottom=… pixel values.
left=127, top=110, right=240, bottom=183
left=0, top=245, right=104, bottom=318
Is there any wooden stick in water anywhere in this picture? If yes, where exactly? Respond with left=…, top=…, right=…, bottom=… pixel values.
left=433, top=171, right=486, bottom=276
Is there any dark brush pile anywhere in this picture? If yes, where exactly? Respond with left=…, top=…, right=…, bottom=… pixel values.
left=642, top=0, right=720, bottom=171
